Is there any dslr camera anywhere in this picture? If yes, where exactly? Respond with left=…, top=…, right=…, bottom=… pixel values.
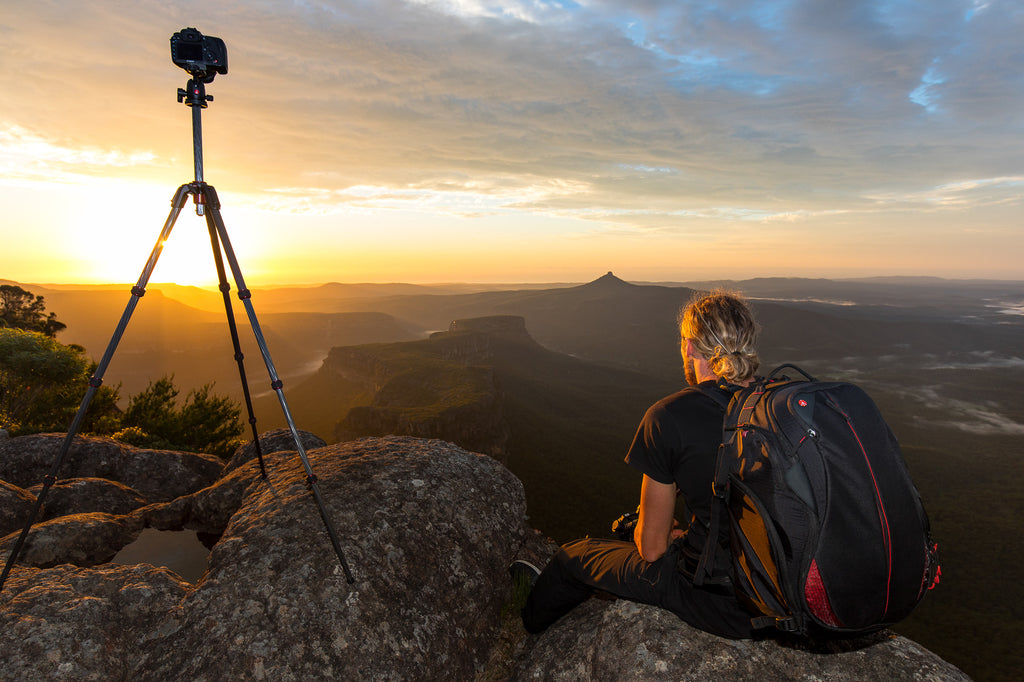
left=170, top=27, right=228, bottom=82
left=612, top=508, right=639, bottom=542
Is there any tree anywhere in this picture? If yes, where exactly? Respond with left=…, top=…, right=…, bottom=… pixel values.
left=0, top=327, right=243, bottom=456
left=0, top=285, right=66, bottom=337
left=115, top=375, right=244, bottom=459
left=0, top=328, right=120, bottom=436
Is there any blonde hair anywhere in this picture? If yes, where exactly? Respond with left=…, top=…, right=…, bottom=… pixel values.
left=678, top=291, right=760, bottom=383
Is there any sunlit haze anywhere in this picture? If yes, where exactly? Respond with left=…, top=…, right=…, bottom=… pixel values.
left=3, top=1, right=1023, bottom=286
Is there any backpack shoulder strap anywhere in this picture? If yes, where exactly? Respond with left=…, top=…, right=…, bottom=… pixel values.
left=692, top=378, right=769, bottom=587
left=695, top=382, right=731, bottom=410
left=767, top=363, right=816, bottom=382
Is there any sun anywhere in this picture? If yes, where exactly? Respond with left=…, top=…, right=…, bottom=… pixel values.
left=69, top=181, right=227, bottom=286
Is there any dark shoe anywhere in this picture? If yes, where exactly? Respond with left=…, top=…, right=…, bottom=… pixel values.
left=509, top=559, right=541, bottom=587
left=509, top=559, right=541, bottom=609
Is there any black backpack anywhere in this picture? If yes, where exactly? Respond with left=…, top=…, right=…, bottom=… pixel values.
left=694, top=364, right=941, bottom=636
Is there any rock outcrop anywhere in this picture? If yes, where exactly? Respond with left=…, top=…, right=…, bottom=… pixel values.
left=511, top=598, right=969, bottom=681
left=1, top=563, right=192, bottom=680
left=31, top=477, right=149, bottom=521
left=0, top=433, right=224, bottom=503
left=0, top=432, right=969, bottom=681
left=1, top=436, right=527, bottom=680
left=0, top=432, right=231, bottom=569
left=0, top=434, right=228, bottom=569
left=0, top=480, right=35, bottom=537
left=3, top=511, right=145, bottom=568
left=223, top=427, right=327, bottom=475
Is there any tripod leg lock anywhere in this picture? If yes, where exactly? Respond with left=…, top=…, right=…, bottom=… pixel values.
left=237, top=289, right=252, bottom=300
left=271, top=379, right=283, bottom=390
left=305, top=474, right=318, bottom=490
left=88, top=376, right=103, bottom=388
left=131, top=286, right=146, bottom=298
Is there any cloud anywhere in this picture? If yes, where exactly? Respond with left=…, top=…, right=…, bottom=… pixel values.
left=0, top=125, right=160, bottom=186
left=3, top=0, right=1024, bottom=276
left=865, top=176, right=1024, bottom=211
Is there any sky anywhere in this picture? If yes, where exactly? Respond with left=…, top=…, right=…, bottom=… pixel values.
left=2, top=0, right=1022, bottom=285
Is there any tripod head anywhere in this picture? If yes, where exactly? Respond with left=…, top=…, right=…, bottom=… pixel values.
left=177, top=78, right=213, bottom=108
left=173, top=27, right=226, bottom=108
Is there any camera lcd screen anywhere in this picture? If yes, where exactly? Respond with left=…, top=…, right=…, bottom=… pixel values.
left=176, top=43, right=204, bottom=61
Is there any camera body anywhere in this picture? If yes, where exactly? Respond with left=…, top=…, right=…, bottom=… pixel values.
left=170, top=27, right=228, bottom=82
left=611, top=509, right=639, bottom=542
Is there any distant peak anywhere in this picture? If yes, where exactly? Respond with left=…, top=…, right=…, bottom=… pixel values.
left=583, top=272, right=633, bottom=289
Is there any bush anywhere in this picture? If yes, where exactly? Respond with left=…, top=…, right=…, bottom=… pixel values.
left=0, top=328, right=119, bottom=436
left=118, top=376, right=244, bottom=459
left=110, top=425, right=156, bottom=448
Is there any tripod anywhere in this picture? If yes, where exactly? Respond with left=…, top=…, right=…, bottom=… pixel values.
left=0, top=71, right=354, bottom=594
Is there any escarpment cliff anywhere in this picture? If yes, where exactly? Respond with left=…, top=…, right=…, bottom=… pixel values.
left=265, top=314, right=682, bottom=542
left=328, top=317, right=537, bottom=461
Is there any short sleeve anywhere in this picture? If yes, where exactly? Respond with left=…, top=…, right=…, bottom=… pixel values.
left=625, top=401, right=680, bottom=485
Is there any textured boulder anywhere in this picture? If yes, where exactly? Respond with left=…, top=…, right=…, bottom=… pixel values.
left=0, top=468, right=263, bottom=568
left=0, top=432, right=328, bottom=568
left=30, top=477, right=149, bottom=521
left=131, top=459, right=275, bottom=536
left=511, top=598, right=969, bottom=681
left=223, top=427, right=327, bottom=475
left=0, top=434, right=228, bottom=569
left=0, top=437, right=528, bottom=681
left=133, top=429, right=327, bottom=535
left=0, top=433, right=224, bottom=502
left=0, top=564, right=191, bottom=680
left=0, top=481, right=35, bottom=537
left=0, top=512, right=145, bottom=568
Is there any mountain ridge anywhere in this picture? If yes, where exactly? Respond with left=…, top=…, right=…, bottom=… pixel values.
left=4, top=274, right=1023, bottom=679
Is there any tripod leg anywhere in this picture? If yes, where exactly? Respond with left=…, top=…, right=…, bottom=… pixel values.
left=200, top=185, right=355, bottom=584
left=204, top=215, right=268, bottom=479
left=0, top=184, right=193, bottom=595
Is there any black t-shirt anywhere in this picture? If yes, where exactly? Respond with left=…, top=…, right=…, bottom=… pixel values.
left=624, top=380, right=733, bottom=563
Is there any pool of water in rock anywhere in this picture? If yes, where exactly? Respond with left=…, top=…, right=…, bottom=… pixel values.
left=110, top=529, right=212, bottom=583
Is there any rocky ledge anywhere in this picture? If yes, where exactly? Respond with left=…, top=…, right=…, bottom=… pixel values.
left=0, top=432, right=968, bottom=680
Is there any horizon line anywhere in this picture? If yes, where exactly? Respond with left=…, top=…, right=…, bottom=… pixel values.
left=6, top=272, right=1024, bottom=290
